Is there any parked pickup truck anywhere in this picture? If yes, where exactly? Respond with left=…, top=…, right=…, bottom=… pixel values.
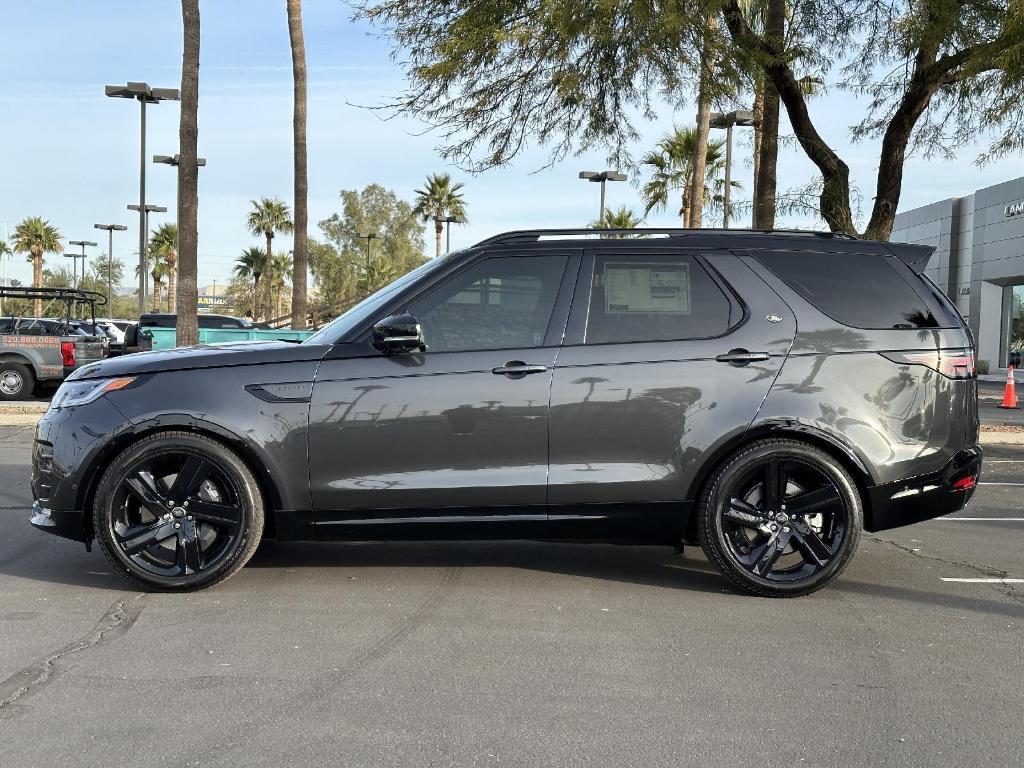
left=0, top=287, right=109, bottom=400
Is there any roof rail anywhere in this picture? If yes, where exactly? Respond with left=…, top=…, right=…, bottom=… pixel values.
left=473, top=228, right=858, bottom=247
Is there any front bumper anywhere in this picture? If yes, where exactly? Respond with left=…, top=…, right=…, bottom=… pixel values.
left=30, top=501, right=89, bottom=544
left=866, top=446, right=982, bottom=532
left=31, top=397, right=132, bottom=544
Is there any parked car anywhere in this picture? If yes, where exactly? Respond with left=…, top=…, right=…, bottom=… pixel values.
left=139, top=313, right=256, bottom=330
left=1, top=287, right=109, bottom=400
left=30, top=229, right=980, bottom=595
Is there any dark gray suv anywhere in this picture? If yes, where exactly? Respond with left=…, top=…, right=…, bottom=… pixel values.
left=30, top=229, right=980, bottom=596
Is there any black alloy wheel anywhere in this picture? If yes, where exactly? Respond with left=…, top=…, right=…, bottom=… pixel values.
left=94, top=432, right=263, bottom=591
left=698, top=439, right=862, bottom=597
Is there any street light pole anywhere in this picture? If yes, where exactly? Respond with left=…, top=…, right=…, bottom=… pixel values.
left=709, top=110, right=757, bottom=229
left=94, top=224, right=128, bottom=310
left=579, top=170, right=628, bottom=223
left=154, top=155, right=206, bottom=314
left=105, top=82, right=180, bottom=315
left=435, top=215, right=462, bottom=253
left=355, top=233, right=377, bottom=286
left=67, top=240, right=96, bottom=288
left=128, top=204, right=167, bottom=311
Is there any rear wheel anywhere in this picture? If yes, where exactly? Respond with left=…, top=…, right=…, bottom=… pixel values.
left=697, top=439, right=862, bottom=597
left=0, top=361, right=34, bottom=401
left=93, top=431, right=264, bottom=592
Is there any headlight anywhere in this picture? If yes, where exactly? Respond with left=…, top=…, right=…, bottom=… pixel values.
left=51, top=377, right=137, bottom=409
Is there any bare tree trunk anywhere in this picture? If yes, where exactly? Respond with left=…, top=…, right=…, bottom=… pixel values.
left=688, top=14, right=717, bottom=228
left=33, top=251, right=42, bottom=317
left=264, top=233, right=274, bottom=321
left=287, top=0, right=308, bottom=330
left=253, top=276, right=261, bottom=317
left=752, top=0, right=784, bottom=230
left=434, top=217, right=443, bottom=259
left=176, top=0, right=201, bottom=346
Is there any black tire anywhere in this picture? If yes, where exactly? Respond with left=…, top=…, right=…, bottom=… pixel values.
left=93, top=431, right=264, bottom=592
left=0, top=361, right=35, bottom=401
left=697, top=439, right=862, bottom=597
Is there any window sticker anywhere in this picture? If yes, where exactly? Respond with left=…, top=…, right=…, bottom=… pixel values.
left=604, top=262, right=691, bottom=314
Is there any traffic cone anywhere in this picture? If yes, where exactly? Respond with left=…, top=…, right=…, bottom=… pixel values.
left=999, top=365, right=1019, bottom=409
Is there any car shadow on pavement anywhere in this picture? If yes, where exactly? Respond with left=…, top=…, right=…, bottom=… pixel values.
left=246, top=539, right=731, bottom=595
left=833, top=579, right=1024, bottom=619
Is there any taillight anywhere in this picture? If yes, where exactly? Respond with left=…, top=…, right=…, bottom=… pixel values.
left=880, top=349, right=976, bottom=379
left=60, top=342, right=75, bottom=367
left=952, top=475, right=977, bottom=491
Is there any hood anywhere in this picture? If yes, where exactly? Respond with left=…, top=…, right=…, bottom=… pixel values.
left=69, top=340, right=330, bottom=380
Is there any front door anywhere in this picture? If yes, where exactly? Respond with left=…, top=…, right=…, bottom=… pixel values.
left=547, top=249, right=796, bottom=539
left=308, top=252, right=576, bottom=536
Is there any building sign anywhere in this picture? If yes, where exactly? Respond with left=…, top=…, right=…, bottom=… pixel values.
left=1006, top=201, right=1024, bottom=217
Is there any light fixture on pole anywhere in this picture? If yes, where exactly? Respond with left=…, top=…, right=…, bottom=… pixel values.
left=128, top=204, right=167, bottom=310
left=154, top=154, right=206, bottom=313
left=709, top=110, right=757, bottom=229
left=579, top=170, right=627, bottom=223
left=435, top=215, right=462, bottom=253
left=66, top=240, right=97, bottom=289
left=94, top=224, right=128, bottom=309
left=105, top=82, right=180, bottom=314
left=356, top=233, right=378, bottom=283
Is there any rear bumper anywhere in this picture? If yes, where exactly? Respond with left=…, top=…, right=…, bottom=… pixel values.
left=866, top=446, right=982, bottom=532
left=30, top=501, right=88, bottom=542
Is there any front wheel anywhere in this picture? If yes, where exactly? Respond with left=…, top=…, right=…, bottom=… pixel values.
left=697, top=439, right=862, bottom=597
left=93, top=431, right=264, bottom=592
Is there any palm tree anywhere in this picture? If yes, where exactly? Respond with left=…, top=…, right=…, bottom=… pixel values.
left=271, top=252, right=293, bottom=319
left=641, top=127, right=738, bottom=224
left=177, top=0, right=201, bottom=345
left=590, top=206, right=644, bottom=232
left=137, top=251, right=168, bottom=312
left=412, top=173, right=467, bottom=259
left=234, top=246, right=265, bottom=317
left=149, top=223, right=178, bottom=312
left=12, top=217, right=63, bottom=317
left=287, top=0, right=309, bottom=330
left=247, top=197, right=293, bottom=320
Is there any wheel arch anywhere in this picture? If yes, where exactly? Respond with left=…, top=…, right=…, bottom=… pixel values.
left=77, top=417, right=284, bottom=541
left=683, top=421, right=876, bottom=540
left=0, top=352, right=36, bottom=369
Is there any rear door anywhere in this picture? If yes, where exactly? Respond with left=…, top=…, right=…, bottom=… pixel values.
left=547, top=248, right=796, bottom=539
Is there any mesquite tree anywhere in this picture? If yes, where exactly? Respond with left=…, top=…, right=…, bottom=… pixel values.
left=357, top=0, right=1023, bottom=239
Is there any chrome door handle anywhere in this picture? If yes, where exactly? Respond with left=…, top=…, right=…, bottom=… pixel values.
left=715, top=349, right=770, bottom=366
left=492, top=361, right=549, bottom=378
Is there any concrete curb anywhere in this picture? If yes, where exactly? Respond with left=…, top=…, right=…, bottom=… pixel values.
left=980, top=430, right=1024, bottom=445
left=0, top=414, right=41, bottom=427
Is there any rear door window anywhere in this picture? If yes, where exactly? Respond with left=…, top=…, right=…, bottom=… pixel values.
left=752, top=250, right=954, bottom=329
left=584, top=253, right=734, bottom=344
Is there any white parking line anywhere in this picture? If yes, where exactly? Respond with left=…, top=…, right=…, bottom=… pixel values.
left=936, top=517, right=1024, bottom=521
left=941, top=578, right=1024, bottom=583
left=979, top=482, right=1024, bottom=486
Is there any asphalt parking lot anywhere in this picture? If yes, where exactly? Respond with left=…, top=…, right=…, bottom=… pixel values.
left=1, top=425, right=1022, bottom=767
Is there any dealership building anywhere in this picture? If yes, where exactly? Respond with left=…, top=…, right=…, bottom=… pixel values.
left=891, top=176, right=1024, bottom=370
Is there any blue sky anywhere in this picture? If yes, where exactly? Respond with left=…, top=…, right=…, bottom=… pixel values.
left=1, top=0, right=1021, bottom=290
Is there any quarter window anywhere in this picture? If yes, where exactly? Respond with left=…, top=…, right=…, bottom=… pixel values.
left=753, top=251, right=951, bottom=329
left=409, top=255, right=568, bottom=352
left=585, top=254, right=733, bottom=344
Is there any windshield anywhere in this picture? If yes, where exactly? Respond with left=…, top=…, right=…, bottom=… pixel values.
left=303, top=257, right=450, bottom=345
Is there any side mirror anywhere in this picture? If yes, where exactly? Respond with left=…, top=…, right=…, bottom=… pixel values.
left=372, top=314, right=427, bottom=355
